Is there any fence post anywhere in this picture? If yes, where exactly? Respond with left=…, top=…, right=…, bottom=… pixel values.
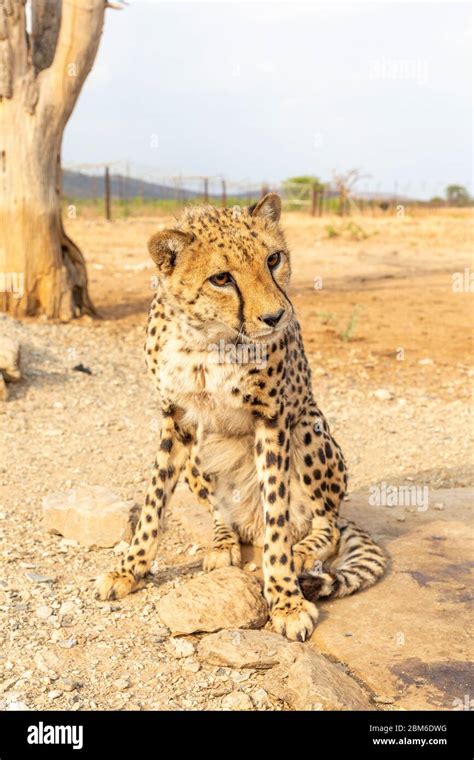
left=339, top=189, right=347, bottom=217
left=104, top=166, right=111, bottom=221
left=124, top=162, right=130, bottom=217
left=318, top=186, right=325, bottom=216
left=203, top=177, right=209, bottom=203
left=311, top=184, right=317, bottom=216
left=221, top=179, right=227, bottom=207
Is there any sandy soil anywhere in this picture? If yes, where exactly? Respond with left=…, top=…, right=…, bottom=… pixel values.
left=79, top=208, right=473, bottom=387
left=0, top=208, right=472, bottom=711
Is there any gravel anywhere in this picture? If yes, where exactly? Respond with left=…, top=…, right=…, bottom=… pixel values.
left=0, top=310, right=471, bottom=711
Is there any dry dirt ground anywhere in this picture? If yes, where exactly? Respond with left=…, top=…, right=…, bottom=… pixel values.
left=1, top=208, right=473, bottom=711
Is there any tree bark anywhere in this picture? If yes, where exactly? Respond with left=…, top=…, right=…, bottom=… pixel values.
left=0, top=0, right=106, bottom=319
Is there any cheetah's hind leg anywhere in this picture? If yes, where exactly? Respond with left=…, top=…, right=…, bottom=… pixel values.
left=183, top=456, right=241, bottom=571
left=292, top=515, right=340, bottom=575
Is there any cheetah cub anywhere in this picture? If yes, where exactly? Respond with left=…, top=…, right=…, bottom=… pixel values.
left=96, top=194, right=386, bottom=641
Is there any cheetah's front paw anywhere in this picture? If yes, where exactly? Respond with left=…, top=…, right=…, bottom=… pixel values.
left=94, top=571, right=145, bottom=601
left=203, top=543, right=241, bottom=572
left=270, top=597, right=319, bottom=642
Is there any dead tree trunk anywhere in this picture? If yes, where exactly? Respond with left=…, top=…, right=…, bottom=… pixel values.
left=0, top=0, right=106, bottom=319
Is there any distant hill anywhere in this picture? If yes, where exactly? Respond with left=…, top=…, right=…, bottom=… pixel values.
left=61, top=169, right=418, bottom=205
left=61, top=170, right=260, bottom=201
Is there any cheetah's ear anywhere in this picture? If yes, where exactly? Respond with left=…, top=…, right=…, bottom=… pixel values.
left=147, top=229, right=195, bottom=274
left=249, top=193, right=282, bottom=224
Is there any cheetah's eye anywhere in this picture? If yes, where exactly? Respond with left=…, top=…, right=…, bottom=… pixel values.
left=267, top=251, right=282, bottom=270
left=209, top=272, right=232, bottom=287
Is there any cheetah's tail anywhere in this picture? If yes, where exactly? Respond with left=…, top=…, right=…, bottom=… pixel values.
left=298, top=517, right=387, bottom=602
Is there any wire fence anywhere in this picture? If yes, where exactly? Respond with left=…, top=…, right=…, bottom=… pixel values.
left=61, top=161, right=470, bottom=220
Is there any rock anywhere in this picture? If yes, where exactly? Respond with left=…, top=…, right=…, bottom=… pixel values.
left=6, top=698, right=29, bottom=711
left=0, top=677, right=19, bottom=694
left=42, top=486, right=137, bottom=548
left=114, top=677, right=131, bottom=690
left=182, top=659, right=201, bottom=673
left=264, top=643, right=372, bottom=711
left=35, top=605, right=53, bottom=620
left=198, top=629, right=287, bottom=669
left=0, top=374, right=8, bottom=401
left=56, top=679, right=79, bottom=693
left=230, top=670, right=251, bottom=683
left=157, top=568, right=268, bottom=635
left=153, top=625, right=170, bottom=642
left=168, top=638, right=196, bottom=658
left=48, top=690, right=62, bottom=700
left=58, top=636, right=77, bottom=649
left=0, top=335, right=21, bottom=382
left=58, top=538, right=79, bottom=551
left=112, top=540, right=130, bottom=556
left=221, top=690, right=254, bottom=711
left=252, top=688, right=270, bottom=705
left=58, top=601, right=76, bottom=617
left=34, top=649, right=61, bottom=674
left=25, top=571, right=56, bottom=584
left=373, top=388, right=392, bottom=401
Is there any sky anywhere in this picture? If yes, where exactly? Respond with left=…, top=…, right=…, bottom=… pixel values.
left=63, top=1, right=473, bottom=198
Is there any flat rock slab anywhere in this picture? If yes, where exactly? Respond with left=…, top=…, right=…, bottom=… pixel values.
left=157, top=567, right=268, bottom=635
left=312, top=488, right=474, bottom=711
left=177, top=486, right=473, bottom=710
left=197, top=628, right=372, bottom=710
left=198, top=629, right=288, bottom=669
left=42, top=486, right=137, bottom=548
left=264, top=642, right=373, bottom=711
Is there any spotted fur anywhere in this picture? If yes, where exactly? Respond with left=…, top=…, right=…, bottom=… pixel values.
left=95, top=194, right=386, bottom=641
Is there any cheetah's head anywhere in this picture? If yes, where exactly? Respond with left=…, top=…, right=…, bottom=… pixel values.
left=147, top=193, right=293, bottom=343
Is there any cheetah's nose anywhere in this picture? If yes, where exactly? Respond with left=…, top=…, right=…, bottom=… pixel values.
left=260, top=309, right=285, bottom=328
